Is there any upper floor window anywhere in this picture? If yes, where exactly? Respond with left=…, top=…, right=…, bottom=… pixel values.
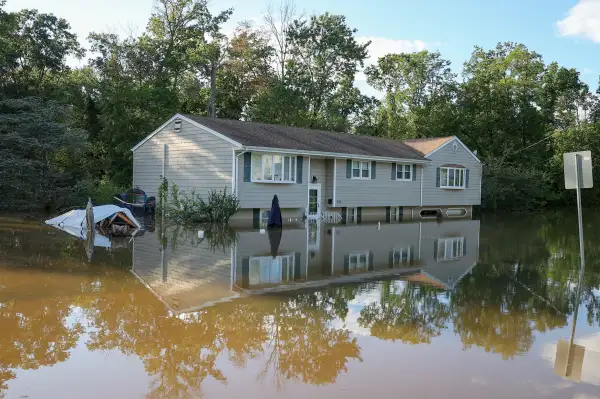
left=396, top=163, right=412, bottom=181
left=440, top=167, right=465, bottom=189
left=252, top=153, right=296, bottom=183
left=352, top=160, right=371, bottom=179
left=392, top=247, right=411, bottom=267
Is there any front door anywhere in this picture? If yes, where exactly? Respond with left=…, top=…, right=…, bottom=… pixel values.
left=308, top=184, right=321, bottom=219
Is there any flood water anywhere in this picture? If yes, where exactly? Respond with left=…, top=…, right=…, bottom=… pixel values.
left=1, top=212, right=600, bottom=399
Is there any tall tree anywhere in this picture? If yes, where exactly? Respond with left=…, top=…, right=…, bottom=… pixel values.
left=285, top=12, right=370, bottom=129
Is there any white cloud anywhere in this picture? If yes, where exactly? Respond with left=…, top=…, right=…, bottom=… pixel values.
left=557, top=0, right=600, bottom=42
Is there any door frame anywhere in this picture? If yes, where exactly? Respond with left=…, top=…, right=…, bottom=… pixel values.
left=307, top=183, right=322, bottom=219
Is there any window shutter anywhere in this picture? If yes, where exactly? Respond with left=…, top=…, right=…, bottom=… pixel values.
left=346, top=159, right=352, bottom=178
left=409, top=245, right=415, bottom=263
left=252, top=208, right=260, bottom=229
left=296, top=156, right=303, bottom=183
left=243, top=152, right=252, bottom=182
left=463, top=238, right=467, bottom=256
left=385, top=206, right=391, bottom=223
left=371, top=161, right=376, bottom=179
left=343, top=254, right=350, bottom=274
left=465, top=169, right=470, bottom=188
left=433, top=239, right=439, bottom=261
left=341, top=207, right=347, bottom=224
left=357, top=207, right=362, bottom=223
left=391, top=164, right=397, bottom=180
left=294, top=252, right=301, bottom=280
left=436, top=167, right=441, bottom=187
left=241, top=257, right=250, bottom=288
left=368, top=250, right=374, bottom=271
left=412, top=164, right=417, bottom=181
left=389, top=250, right=394, bottom=268
left=399, top=206, right=403, bottom=219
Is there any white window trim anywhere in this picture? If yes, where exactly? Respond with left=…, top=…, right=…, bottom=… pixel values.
left=440, top=167, right=466, bottom=189
left=392, top=247, right=411, bottom=267
left=351, top=160, right=371, bottom=180
left=348, top=251, right=370, bottom=270
left=436, top=237, right=465, bottom=261
left=259, top=209, right=270, bottom=228
left=252, top=153, right=297, bottom=183
left=446, top=208, right=467, bottom=218
left=396, top=163, right=412, bottom=181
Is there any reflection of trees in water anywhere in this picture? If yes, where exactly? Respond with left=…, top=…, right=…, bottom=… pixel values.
left=358, top=282, right=449, bottom=344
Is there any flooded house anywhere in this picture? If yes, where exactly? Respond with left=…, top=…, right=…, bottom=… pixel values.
left=131, top=114, right=482, bottom=225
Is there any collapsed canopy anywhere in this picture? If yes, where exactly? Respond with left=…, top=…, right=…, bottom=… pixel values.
left=45, top=205, right=142, bottom=231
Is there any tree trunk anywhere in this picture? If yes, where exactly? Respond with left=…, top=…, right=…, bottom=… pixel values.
left=208, top=61, right=217, bottom=118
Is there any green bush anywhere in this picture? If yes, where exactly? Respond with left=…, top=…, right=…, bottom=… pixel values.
left=158, top=178, right=240, bottom=224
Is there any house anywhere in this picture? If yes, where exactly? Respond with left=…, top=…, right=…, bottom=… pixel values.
left=132, top=219, right=480, bottom=314
left=131, top=114, right=482, bottom=224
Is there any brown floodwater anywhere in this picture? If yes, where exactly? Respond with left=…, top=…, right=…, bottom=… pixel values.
left=1, top=212, right=600, bottom=399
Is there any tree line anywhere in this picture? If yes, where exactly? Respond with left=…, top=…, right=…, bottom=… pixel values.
left=1, top=0, right=599, bottom=211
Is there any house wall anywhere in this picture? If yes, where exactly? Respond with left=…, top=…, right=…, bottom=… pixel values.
left=334, top=160, right=423, bottom=207
left=422, top=139, right=482, bottom=206
left=325, top=159, right=334, bottom=205
left=133, top=119, right=234, bottom=197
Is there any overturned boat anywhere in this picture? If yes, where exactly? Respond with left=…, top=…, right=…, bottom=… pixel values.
left=46, top=203, right=143, bottom=245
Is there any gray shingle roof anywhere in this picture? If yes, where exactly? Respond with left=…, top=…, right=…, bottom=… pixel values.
left=183, top=115, right=427, bottom=161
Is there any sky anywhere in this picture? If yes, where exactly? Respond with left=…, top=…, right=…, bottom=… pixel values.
left=6, top=0, right=600, bottom=94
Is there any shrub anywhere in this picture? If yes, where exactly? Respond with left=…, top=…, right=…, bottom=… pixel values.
left=157, top=178, right=240, bottom=224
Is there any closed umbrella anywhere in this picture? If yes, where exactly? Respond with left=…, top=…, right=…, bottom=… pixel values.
left=267, top=195, right=283, bottom=228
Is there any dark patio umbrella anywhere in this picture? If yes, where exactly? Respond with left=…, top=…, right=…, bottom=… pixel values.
left=267, top=195, right=283, bottom=228
left=268, top=227, right=282, bottom=258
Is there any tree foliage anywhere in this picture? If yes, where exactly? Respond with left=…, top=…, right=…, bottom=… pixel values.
left=2, top=0, right=600, bottom=210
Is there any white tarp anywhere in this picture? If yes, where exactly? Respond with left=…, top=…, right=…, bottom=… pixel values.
left=45, top=205, right=142, bottom=230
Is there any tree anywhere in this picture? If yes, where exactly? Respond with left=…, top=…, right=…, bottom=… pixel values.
left=0, top=6, right=84, bottom=99
left=365, top=51, right=457, bottom=138
left=285, top=12, right=370, bottom=129
left=264, top=0, right=298, bottom=83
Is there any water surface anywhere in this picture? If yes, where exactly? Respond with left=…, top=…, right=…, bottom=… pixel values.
left=1, top=213, right=600, bottom=399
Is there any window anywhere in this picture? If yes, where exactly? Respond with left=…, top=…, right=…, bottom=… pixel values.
left=392, top=247, right=411, bottom=267
left=396, top=163, right=412, bottom=181
left=351, top=160, right=371, bottom=179
left=440, top=167, right=465, bottom=189
left=259, top=209, right=270, bottom=228
left=347, top=207, right=357, bottom=223
left=252, top=153, right=296, bottom=183
left=348, top=252, right=369, bottom=271
left=390, top=207, right=401, bottom=222
left=249, top=254, right=296, bottom=286
left=436, top=237, right=465, bottom=261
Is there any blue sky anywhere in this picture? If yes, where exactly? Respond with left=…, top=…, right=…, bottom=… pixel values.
left=6, top=0, right=600, bottom=91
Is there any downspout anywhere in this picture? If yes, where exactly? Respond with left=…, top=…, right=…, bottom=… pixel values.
left=234, top=149, right=248, bottom=195
left=420, top=164, right=424, bottom=207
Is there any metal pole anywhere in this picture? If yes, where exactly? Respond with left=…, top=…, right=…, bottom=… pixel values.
left=575, top=154, right=586, bottom=278
left=565, top=154, right=587, bottom=377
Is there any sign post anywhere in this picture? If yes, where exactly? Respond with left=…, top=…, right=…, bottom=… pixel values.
left=563, top=151, right=593, bottom=380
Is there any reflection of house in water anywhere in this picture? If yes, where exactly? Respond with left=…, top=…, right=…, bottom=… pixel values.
left=132, top=220, right=480, bottom=314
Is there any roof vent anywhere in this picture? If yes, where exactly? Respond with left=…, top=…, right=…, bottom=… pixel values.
left=452, top=142, right=458, bottom=151
left=174, top=118, right=182, bottom=132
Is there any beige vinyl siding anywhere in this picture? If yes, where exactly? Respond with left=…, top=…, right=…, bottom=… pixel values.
left=335, top=161, right=422, bottom=207
left=331, top=223, right=421, bottom=275
left=236, top=152, right=309, bottom=209
left=422, top=139, right=482, bottom=206
left=132, top=228, right=233, bottom=313
left=133, top=119, right=234, bottom=197
left=419, top=220, right=480, bottom=287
